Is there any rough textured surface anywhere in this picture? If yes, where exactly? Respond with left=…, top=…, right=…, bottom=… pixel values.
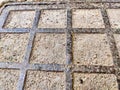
left=114, top=34, right=120, bottom=57
left=0, top=33, right=29, bottom=62
left=0, top=69, right=19, bottom=90
left=72, top=9, right=105, bottom=28
left=0, top=0, right=16, bottom=7
left=27, top=0, right=66, bottom=1
left=107, top=9, right=120, bottom=28
left=0, top=0, right=67, bottom=7
left=73, top=34, right=113, bottom=66
left=38, top=10, right=67, bottom=28
left=4, top=11, right=35, bottom=28
left=74, top=73, right=118, bottom=90
left=0, top=2, right=120, bottom=90
left=25, top=71, right=65, bottom=90
left=30, top=33, right=66, bottom=64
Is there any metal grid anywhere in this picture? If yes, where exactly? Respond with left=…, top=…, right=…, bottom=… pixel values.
left=0, top=1, right=120, bottom=90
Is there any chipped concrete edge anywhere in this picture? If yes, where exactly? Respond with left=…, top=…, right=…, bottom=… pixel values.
left=0, top=1, right=14, bottom=15
left=0, top=0, right=17, bottom=8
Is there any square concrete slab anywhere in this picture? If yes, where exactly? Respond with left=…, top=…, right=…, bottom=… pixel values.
left=72, top=9, right=105, bottom=28
left=0, top=69, right=19, bottom=90
left=38, top=10, right=67, bottom=28
left=25, top=71, right=65, bottom=90
left=107, top=9, right=120, bottom=28
left=0, top=33, right=29, bottom=63
left=114, top=34, right=120, bottom=57
left=73, top=73, right=118, bottom=90
left=27, top=0, right=68, bottom=1
left=30, top=33, right=66, bottom=64
left=4, top=11, right=35, bottom=28
left=73, top=34, right=113, bottom=66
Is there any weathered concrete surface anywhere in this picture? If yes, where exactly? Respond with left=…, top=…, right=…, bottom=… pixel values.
left=25, top=71, right=65, bottom=90
left=4, top=11, right=35, bottom=28
left=73, top=34, right=113, bottom=66
left=107, top=9, right=120, bottom=28
left=0, top=0, right=15, bottom=7
left=0, top=0, right=68, bottom=8
left=0, top=69, right=19, bottom=90
left=0, top=2, right=120, bottom=90
left=30, top=33, right=66, bottom=64
left=114, top=34, right=120, bottom=57
left=74, top=73, right=118, bottom=90
left=38, top=10, right=67, bottom=28
left=0, top=33, right=29, bottom=62
left=72, top=9, right=105, bottom=28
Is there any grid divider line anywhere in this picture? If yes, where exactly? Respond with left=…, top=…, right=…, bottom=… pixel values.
left=17, top=24, right=36, bottom=90
left=1, top=2, right=120, bottom=90
left=0, top=62, right=21, bottom=69
left=101, top=4, right=120, bottom=89
left=73, top=65, right=116, bottom=74
left=17, top=9, right=40, bottom=90
left=28, top=64, right=66, bottom=71
left=23, top=31, right=36, bottom=64
left=17, top=69, right=27, bottom=90
left=0, top=8, right=10, bottom=29
left=32, top=10, right=41, bottom=29
left=101, top=7, right=120, bottom=68
left=65, top=9, right=73, bottom=90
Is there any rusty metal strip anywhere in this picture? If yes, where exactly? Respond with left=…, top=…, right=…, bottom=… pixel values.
left=28, top=64, right=65, bottom=71
left=72, top=28, right=107, bottom=34
left=0, top=62, right=117, bottom=74
left=73, top=65, right=116, bottom=74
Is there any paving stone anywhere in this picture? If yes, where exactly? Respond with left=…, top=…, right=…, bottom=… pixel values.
left=0, top=69, right=19, bottom=90
left=73, top=73, right=118, bottom=90
left=0, top=33, right=29, bottom=63
left=72, top=9, right=105, bottom=28
left=73, top=34, right=113, bottom=66
left=107, top=9, right=120, bottom=28
left=30, top=33, right=66, bottom=64
left=24, top=71, right=65, bottom=90
left=114, top=34, right=120, bottom=57
left=0, top=2, right=120, bottom=90
left=4, top=11, right=35, bottom=28
left=38, top=10, right=67, bottom=28
left=27, top=0, right=67, bottom=1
